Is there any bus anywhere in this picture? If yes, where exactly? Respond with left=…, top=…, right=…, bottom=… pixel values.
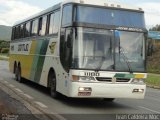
left=10, top=0, right=147, bottom=101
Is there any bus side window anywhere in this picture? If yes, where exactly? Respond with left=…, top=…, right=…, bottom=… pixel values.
left=46, top=14, right=50, bottom=35
left=49, top=10, right=60, bottom=36
left=38, top=17, right=43, bottom=36
left=62, top=5, right=72, bottom=27
left=60, top=28, right=73, bottom=72
left=25, top=22, right=31, bottom=37
left=17, top=26, right=21, bottom=39
left=31, top=19, right=38, bottom=36
left=52, top=11, right=60, bottom=35
left=20, top=24, right=24, bottom=38
left=14, top=27, right=17, bottom=39
left=11, top=27, right=15, bottom=40
left=38, top=16, right=47, bottom=36
left=49, top=13, right=54, bottom=34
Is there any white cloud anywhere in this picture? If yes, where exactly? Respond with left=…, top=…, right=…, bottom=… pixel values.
left=1, top=0, right=160, bottom=29
left=138, top=2, right=160, bottom=27
left=0, top=0, right=42, bottom=26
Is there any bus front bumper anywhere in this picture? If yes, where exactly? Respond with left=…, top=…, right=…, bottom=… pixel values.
left=68, top=82, right=146, bottom=99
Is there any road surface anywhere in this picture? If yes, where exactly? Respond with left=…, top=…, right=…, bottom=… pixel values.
left=0, top=60, right=160, bottom=120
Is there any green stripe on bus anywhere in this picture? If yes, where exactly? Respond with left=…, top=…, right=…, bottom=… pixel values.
left=34, top=39, right=49, bottom=83
left=114, top=73, right=135, bottom=79
left=30, top=40, right=39, bottom=81
left=125, top=74, right=135, bottom=79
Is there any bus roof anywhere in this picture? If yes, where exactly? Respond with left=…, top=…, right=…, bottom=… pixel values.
left=62, top=0, right=143, bottom=11
left=14, top=0, right=143, bottom=26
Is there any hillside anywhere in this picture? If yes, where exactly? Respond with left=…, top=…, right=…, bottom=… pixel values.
left=0, top=25, right=12, bottom=41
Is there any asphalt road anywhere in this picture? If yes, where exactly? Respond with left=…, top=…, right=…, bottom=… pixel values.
left=0, top=60, right=160, bottom=120
left=0, top=89, right=38, bottom=120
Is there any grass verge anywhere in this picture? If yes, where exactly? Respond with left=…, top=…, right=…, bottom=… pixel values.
left=146, top=74, right=160, bottom=88
left=0, top=56, right=9, bottom=61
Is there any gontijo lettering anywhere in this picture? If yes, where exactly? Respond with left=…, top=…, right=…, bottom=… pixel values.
left=18, top=44, right=29, bottom=51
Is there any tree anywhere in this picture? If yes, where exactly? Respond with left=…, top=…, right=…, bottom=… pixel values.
left=149, top=24, right=160, bottom=31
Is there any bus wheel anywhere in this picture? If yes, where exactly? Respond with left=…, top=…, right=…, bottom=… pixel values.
left=15, top=66, right=23, bottom=83
left=103, top=98, right=115, bottom=102
left=48, top=71, right=58, bottom=98
left=15, top=66, right=18, bottom=81
left=13, top=62, right=17, bottom=74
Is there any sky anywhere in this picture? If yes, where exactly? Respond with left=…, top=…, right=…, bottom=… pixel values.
left=0, top=0, right=160, bottom=29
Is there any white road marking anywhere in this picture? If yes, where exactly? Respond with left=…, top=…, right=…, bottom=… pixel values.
left=138, top=106, right=160, bottom=114
left=9, top=84, right=15, bottom=88
left=15, top=88, right=24, bottom=93
left=23, top=94, right=33, bottom=99
left=34, top=101, right=48, bottom=108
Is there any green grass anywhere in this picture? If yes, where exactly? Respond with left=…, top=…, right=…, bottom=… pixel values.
left=146, top=74, right=160, bottom=87
left=147, top=66, right=160, bottom=74
left=0, top=53, right=9, bottom=56
left=0, top=57, right=9, bottom=61
left=0, top=53, right=9, bottom=61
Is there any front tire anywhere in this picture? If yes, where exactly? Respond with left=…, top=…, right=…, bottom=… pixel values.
left=48, top=71, right=58, bottom=98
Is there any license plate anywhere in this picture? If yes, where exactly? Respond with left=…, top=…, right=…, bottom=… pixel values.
left=78, top=92, right=91, bottom=96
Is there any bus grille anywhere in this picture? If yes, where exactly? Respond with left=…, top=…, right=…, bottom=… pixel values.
left=116, top=78, right=130, bottom=82
left=96, top=77, right=112, bottom=82
left=96, top=77, right=130, bottom=82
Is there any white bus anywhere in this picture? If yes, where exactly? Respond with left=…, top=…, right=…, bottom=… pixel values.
left=10, top=0, right=147, bottom=101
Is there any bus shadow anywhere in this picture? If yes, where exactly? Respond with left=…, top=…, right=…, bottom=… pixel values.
left=58, top=97, right=132, bottom=109
left=21, top=79, right=50, bottom=95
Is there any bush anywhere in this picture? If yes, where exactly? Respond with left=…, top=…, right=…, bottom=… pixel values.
left=1, top=48, right=9, bottom=54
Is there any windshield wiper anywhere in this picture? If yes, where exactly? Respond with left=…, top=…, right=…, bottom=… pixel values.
left=120, top=47, right=133, bottom=73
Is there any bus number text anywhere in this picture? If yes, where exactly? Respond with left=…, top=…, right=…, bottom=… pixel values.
left=84, top=72, right=100, bottom=77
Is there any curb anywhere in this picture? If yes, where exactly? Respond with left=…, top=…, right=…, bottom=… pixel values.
left=0, top=79, right=66, bottom=120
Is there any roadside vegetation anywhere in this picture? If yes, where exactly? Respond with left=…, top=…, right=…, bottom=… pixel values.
left=147, top=41, right=160, bottom=74
left=147, top=25, right=160, bottom=87
left=0, top=40, right=9, bottom=61
left=146, top=74, right=160, bottom=88
left=0, top=53, right=9, bottom=61
left=146, top=40, right=160, bottom=87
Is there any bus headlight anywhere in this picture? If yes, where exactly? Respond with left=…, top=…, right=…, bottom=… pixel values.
left=72, top=75, right=96, bottom=82
left=132, top=78, right=145, bottom=84
left=80, top=76, right=96, bottom=82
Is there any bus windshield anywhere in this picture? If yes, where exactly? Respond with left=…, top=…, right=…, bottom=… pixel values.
left=72, top=28, right=114, bottom=70
left=71, top=28, right=145, bottom=72
left=76, top=5, right=145, bottom=29
left=115, top=31, right=145, bottom=72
